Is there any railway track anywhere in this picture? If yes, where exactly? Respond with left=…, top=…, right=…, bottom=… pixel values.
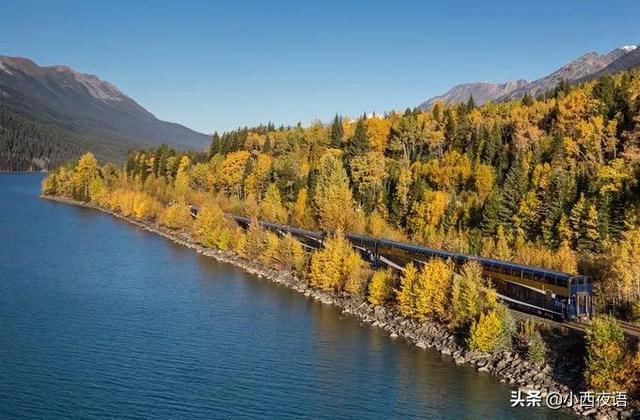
left=619, top=321, right=640, bottom=337
left=565, top=320, right=640, bottom=337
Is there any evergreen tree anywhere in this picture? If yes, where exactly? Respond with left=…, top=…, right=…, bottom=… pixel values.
left=209, top=132, right=220, bottom=157
left=498, top=154, right=529, bottom=229
left=466, top=95, right=476, bottom=111
left=593, top=75, right=616, bottom=118
left=346, top=115, right=370, bottom=158
left=482, top=190, right=502, bottom=235
left=330, top=114, right=344, bottom=148
left=521, top=92, right=534, bottom=107
left=262, top=134, right=272, bottom=153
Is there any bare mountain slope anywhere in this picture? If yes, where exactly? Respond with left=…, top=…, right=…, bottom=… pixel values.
left=418, top=46, right=639, bottom=109
left=418, top=80, right=528, bottom=110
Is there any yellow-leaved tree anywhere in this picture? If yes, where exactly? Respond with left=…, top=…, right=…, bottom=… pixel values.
left=72, top=152, right=99, bottom=202
left=192, top=205, right=231, bottom=250
left=468, top=309, right=504, bottom=353
left=368, top=270, right=393, bottom=306
left=174, top=156, right=191, bottom=200
left=396, top=263, right=418, bottom=318
left=160, top=201, right=193, bottom=230
left=413, top=259, right=453, bottom=321
left=309, top=232, right=350, bottom=291
left=585, top=316, right=629, bottom=392
left=260, top=183, right=287, bottom=223
left=313, top=151, right=355, bottom=231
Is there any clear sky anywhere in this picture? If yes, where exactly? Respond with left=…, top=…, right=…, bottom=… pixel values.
left=1, top=0, right=638, bottom=134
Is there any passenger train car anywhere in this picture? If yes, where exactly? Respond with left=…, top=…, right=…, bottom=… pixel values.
left=227, top=214, right=593, bottom=321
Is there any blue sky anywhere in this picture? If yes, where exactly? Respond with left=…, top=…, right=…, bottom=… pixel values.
left=1, top=0, right=638, bottom=134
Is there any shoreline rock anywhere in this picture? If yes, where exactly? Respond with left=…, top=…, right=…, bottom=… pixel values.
left=41, top=195, right=638, bottom=419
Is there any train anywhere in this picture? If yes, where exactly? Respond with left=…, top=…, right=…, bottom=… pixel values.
left=224, top=214, right=593, bottom=321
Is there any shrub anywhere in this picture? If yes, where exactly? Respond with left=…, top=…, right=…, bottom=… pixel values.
left=624, top=346, right=640, bottom=401
left=233, top=228, right=247, bottom=257
left=496, top=307, right=516, bottom=352
left=632, top=301, right=640, bottom=322
left=244, top=221, right=269, bottom=260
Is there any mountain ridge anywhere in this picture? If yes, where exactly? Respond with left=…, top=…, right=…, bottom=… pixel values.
left=0, top=55, right=209, bottom=170
left=418, top=45, right=639, bottom=109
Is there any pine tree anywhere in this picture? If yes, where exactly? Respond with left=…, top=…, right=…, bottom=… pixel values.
left=209, top=132, right=220, bottom=157
left=330, top=114, right=344, bottom=148
left=481, top=190, right=502, bottom=235
left=521, top=92, right=534, bottom=107
left=498, top=154, right=529, bottom=229
left=346, top=115, right=370, bottom=158
left=466, top=95, right=476, bottom=111
left=262, top=134, right=271, bottom=153
left=593, top=75, right=616, bottom=118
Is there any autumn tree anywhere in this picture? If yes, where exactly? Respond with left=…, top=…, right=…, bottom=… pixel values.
left=368, top=270, right=394, bottom=306
left=173, top=155, right=191, bottom=200
left=72, top=152, right=99, bottom=201
left=413, top=259, right=453, bottom=320
left=396, top=263, right=418, bottom=318
left=313, top=151, right=355, bottom=230
left=585, top=316, right=629, bottom=392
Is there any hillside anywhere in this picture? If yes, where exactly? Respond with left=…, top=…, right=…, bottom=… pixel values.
left=0, top=56, right=209, bottom=170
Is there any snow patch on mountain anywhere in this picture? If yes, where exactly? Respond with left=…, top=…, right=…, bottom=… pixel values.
left=0, top=62, right=13, bottom=75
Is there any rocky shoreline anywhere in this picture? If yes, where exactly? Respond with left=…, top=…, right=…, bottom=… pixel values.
left=42, top=195, right=638, bottom=419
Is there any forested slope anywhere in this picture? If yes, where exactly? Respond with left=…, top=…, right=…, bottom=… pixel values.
left=0, top=105, right=126, bottom=171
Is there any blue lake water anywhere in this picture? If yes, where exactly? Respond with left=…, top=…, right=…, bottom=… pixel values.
left=0, top=174, right=571, bottom=418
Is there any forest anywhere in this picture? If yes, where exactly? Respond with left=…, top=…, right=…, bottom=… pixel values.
left=0, top=105, right=124, bottom=171
left=41, top=70, right=640, bottom=396
left=89, top=71, right=640, bottom=317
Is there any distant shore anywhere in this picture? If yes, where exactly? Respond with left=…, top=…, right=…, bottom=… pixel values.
left=0, top=170, right=47, bottom=174
left=41, top=194, right=638, bottom=419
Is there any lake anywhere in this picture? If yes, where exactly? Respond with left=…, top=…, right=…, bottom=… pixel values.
left=0, top=174, right=570, bottom=418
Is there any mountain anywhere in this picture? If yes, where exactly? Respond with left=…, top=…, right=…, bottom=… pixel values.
left=418, top=45, right=639, bottom=109
left=578, top=46, right=640, bottom=82
left=418, top=80, right=528, bottom=110
left=501, top=47, right=633, bottom=100
left=0, top=55, right=209, bottom=170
